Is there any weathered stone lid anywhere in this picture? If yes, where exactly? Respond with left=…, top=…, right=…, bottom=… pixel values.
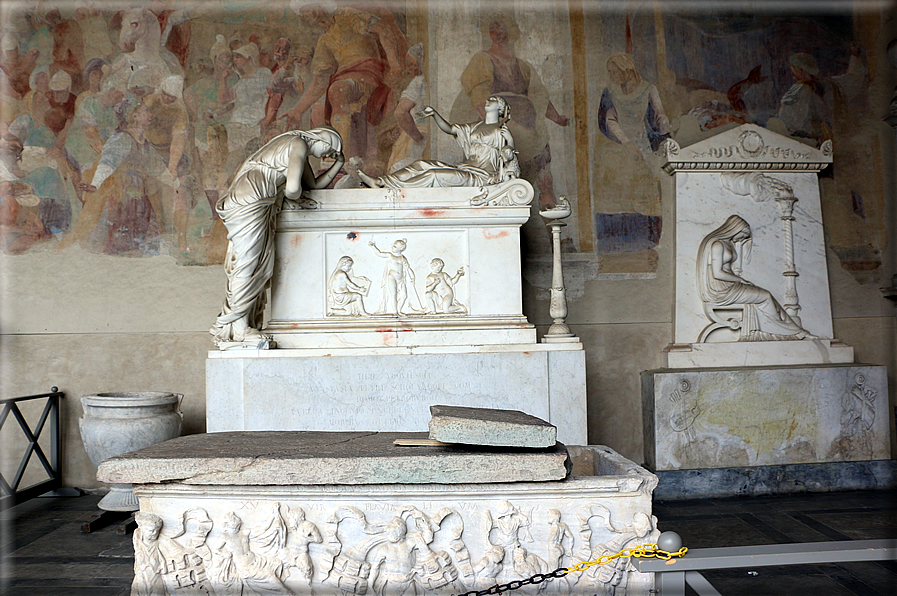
left=428, top=404, right=557, bottom=448
left=97, top=431, right=571, bottom=486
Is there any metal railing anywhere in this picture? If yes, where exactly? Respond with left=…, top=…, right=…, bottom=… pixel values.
left=0, top=387, right=63, bottom=510
left=632, top=539, right=897, bottom=595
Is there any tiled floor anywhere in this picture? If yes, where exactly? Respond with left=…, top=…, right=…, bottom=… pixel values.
left=653, top=489, right=897, bottom=595
left=1, top=490, right=895, bottom=595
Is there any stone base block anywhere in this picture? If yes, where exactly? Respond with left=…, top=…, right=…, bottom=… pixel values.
left=654, top=460, right=897, bottom=500
left=642, top=364, right=890, bottom=471
left=207, top=344, right=587, bottom=445
left=663, top=339, right=854, bottom=369
left=122, top=445, right=658, bottom=596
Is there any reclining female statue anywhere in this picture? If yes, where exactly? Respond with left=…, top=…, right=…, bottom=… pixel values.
left=211, top=127, right=344, bottom=345
left=697, top=214, right=814, bottom=342
left=357, top=95, right=519, bottom=189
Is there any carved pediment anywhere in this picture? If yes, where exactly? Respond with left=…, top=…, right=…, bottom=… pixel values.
left=662, top=124, right=833, bottom=174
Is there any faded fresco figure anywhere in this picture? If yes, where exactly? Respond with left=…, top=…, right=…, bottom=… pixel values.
left=0, top=135, right=53, bottom=254
left=593, top=53, right=670, bottom=270
left=386, top=43, right=427, bottom=173
left=57, top=100, right=171, bottom=254
left=452, top=15, right=568, bottom=209
left=697, top=215, right=813, bottom=342
left=144, top=75, right=192, bottom=250
left=261, top=38, right=304, bottom=132
left=777, top=44, right=866, bottom=145
left=282, top=5, right=406, bottom=170
left=0, top=32, right=39, bottom=100
left=210, top=126, right=343, bottom=346
left=184, top=47, right=238, bottom=202
left=357, top=96, right=517, bottom=189
left=46, top=8, right=86, bottom=96
left=222, top=43, right=272, bottom=153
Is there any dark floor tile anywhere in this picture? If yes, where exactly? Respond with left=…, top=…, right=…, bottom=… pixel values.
left=753, top=511, right=833, bottom=543
left=3, top=588, right=128, bottom=596
left=699, top=571, right=869, bottom=596
left=656, top=515, right=774, bottom=549
left=803, top=511, right=897, bottom=541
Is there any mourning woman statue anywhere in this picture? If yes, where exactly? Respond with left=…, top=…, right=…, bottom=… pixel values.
left=697, top=215, right=813, bottom=341
left=211, top=127, right=344, bottom=346
left=357, top=95, right=519, bottom=189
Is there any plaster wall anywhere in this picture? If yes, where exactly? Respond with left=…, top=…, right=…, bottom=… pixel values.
left=1, top=1, right=894, bottom=490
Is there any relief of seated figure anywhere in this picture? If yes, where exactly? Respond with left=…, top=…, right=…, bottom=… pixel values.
left=697, top=214, right=815, bottom=342
left=357, top=96, right=519, bottom=189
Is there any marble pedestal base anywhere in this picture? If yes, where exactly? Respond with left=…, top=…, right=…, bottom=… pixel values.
left=207, top=343, right=587, bottom=445
left=100, top=440, right=659, bottom=596
left=653, top=460, right=897, bottom=500
left=642, top=364, right=890, bottom=472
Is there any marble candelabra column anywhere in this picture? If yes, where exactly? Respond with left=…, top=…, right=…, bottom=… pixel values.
left=540, top=200, right=579, bottom=344
left=775, top=194, right=801, bottom=322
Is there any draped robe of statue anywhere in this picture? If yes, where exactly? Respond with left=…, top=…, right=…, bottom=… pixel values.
left=697, top=215, right=810, bottom=341
left=376, top=120, right=516, bottom=189
left=210, top=128, right=341, bottom=344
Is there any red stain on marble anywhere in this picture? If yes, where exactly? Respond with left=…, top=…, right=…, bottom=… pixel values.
left=483, top=229, right=510, bottom=239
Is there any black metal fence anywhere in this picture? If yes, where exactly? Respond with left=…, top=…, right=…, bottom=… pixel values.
left=0, top=387, right=63, bottom=510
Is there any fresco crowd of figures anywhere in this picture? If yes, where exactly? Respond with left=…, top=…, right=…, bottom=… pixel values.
left=131, top=499, right=659, bottom=595
left=0, top=2, right=884, bottom=280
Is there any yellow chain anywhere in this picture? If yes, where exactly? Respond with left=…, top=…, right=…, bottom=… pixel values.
left=563, top=543, right=688, bottom=575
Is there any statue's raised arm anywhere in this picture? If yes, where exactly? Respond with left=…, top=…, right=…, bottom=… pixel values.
left=210, top=127, right=344, bottom=347
left=358, top=96, right=519, bottom=189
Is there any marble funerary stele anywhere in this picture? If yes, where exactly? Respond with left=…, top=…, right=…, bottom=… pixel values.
left=661, top=124, right=853, bottom=368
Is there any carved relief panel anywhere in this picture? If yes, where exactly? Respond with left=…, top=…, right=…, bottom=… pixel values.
left=324, top=230, right=470, bottom=319
left=131, top=494, right=658, bottom=596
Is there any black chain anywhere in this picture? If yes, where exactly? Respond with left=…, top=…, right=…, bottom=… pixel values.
left=454, top=567, right=568, bottom=596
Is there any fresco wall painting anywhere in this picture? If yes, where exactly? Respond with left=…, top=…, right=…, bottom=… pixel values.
left=0, top=1, right=889, bottom=284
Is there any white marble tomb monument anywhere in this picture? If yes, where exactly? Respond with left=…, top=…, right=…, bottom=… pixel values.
left=207, top=179, right=587, bottom=444
left=642, top=124, right=890, bottom=475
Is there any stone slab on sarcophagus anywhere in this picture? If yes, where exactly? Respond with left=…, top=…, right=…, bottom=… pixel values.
left=206, top=180, right=588, bottom=445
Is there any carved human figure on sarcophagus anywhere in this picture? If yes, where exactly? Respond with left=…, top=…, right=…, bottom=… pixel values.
left=328, top=255, right=371, bottom=316
left=210, top=126, right=344, bottom=347
left=323, top=505, right=464, bottom=595
left=697, top=214, right=815, bottom=343
left=133, top=512, right=213, bottom=596
left=369, top=238, right=424, bottom=316
left=357, top=96, right=518, bottom=189
left=211, top=511, right=291, bottom=595
left=573, top=509, right=659, bottom=595
left=425, top=258, right=466, bottom=315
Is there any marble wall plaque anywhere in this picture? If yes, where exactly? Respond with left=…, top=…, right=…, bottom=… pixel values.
left=642, top=364, right=891, bottom=471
